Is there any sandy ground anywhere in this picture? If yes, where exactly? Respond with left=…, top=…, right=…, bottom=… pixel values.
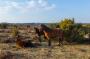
left=0, top=43, right=90, bottom=59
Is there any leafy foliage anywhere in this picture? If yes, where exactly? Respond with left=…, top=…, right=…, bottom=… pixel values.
left=59, top=18, right=84, bottom=43
left=59, top=18, right=74, bottom=30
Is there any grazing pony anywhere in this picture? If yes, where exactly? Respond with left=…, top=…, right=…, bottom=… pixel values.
left=40, top=24, right=64, bottom=46
left=34, top=27, right=46, bottom=44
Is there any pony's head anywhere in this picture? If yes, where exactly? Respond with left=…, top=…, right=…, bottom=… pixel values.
left=34, top=26, right=44, bottom=36
left=34, top=27, right=39, bottom=33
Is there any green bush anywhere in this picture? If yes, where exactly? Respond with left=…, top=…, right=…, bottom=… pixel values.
left=59, top=18, right=84, bottom=43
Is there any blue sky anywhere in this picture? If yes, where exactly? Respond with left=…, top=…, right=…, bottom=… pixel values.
left=0, top=0, right=90, bottom=23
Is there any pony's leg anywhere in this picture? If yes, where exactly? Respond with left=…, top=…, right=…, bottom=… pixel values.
left=38, top=36, right=42, bottom=45
left=48, top=39, right=51, bottom=46
left=59, top=38, right=61, bottom=46
left=59, top=38, right=63, bottom=46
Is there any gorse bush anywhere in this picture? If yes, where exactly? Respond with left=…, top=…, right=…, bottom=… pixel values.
left=59, top=18, right=74, bottom=31
left=58, top=18, right=84, bottom=43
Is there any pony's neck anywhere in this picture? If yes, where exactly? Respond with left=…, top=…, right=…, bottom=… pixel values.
left=41, top=24, right=52, bottom=32
left=43, top=27, right=52, bottom=32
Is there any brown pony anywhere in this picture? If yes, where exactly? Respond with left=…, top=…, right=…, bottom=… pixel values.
left=16, top=35, right=35, bottom=48
left=16, top=35, right=24, bottom=48
left=34, top=27, right=46, bottom=44
left=40, top=24, right=64, bottom=46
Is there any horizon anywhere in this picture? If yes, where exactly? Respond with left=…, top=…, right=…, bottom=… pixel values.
left=0, top=0, right=90, bottom=23
left=0, top=21, right=90, bottom=24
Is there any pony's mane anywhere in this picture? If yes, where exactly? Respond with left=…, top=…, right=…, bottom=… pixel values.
left=41, top=24, right=52, bottom=32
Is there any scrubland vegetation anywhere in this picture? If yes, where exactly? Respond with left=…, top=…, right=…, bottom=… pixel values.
left=0, top=18, right=90, bottom=59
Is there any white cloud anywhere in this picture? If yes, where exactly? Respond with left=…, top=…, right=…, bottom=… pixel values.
left=0, top=0, right=56, bottom=23
left=1, top=0, right=55, bottom=12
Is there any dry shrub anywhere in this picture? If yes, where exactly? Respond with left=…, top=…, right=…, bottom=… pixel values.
left=0, top=50, right=26, bottom=59
left=11, top=27, right=19, bottom=38
left=0, top=50, right=14, bottom=59
left=0, top=37, right=15, bottom=43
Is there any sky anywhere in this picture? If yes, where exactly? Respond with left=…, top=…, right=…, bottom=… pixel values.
left=0, top=0, right=90, bottom=23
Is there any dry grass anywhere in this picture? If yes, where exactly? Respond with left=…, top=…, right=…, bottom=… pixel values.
left=0, top=43, right=90, bottom=59
left=0, top=27, right=90, bottom=59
